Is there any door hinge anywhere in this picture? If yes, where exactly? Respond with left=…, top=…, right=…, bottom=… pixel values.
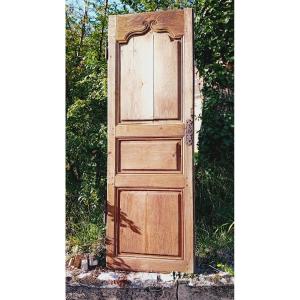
left=185, top=119, right=193, bottom=146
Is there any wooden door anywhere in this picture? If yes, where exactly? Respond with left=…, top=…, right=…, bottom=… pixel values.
left=107, top=9, right=194, bottom=273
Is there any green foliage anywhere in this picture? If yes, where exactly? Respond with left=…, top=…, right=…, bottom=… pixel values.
left=67, top=222, right=106, bottom=254
left=193, top=0, right=234, bottom=272
left=195, top=223, right=234, bottom=273
left=66, top=97, right=107, bottom=224
left=119, top=0, right=192, bottom=12
left=216, top=263, right=234, bottom=276
left=194, top=0, right=234, bottom=231
left=66, top=0, right=111, bottom=254
left=194, top=0, right=234, bottom=89
left=195, top=160, right=233, bottom=226
left=65, top=0, right=234, bottom=270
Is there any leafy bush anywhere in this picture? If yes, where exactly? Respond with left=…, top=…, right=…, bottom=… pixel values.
left=66, top=0, right=109, bottom=254
left=193, top=0, right=234, bottom=270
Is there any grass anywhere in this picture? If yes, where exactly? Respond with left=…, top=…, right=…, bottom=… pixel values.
left=195, top=222, right=234, bottom=274
left=66, top=221, right=106, bottom=264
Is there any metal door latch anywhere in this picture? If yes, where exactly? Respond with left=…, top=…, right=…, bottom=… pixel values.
left=185, top=119, right=193, bottom=146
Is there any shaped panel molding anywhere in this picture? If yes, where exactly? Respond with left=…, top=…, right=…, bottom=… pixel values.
left=116, top=9, right=184, bottom=43
left=118, top=139, right=182, bottom=173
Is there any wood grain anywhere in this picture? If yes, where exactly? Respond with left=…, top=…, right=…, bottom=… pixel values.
left=154, top=32, right=181, bottom=119
left=115, top=174, right=185, bottom=188
left=120, top=33, right=153, bottom=121
left=116, top=124, right=185, bottom=138
left=119, top=139, right=181, bottom=172
left=183, top=8, right=195, bottom=273
left=116, top=10, right=184, bottom=43
left=106, top=15, right=117, bottom=261
left=107, top=255, right=189, bottom=273
left=118, top=190, right=181, bottom=256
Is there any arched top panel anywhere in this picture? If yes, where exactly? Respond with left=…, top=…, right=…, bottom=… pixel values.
left=116, top=9, right=184, bottom=44
left=119, top=31, right=182, bottom=122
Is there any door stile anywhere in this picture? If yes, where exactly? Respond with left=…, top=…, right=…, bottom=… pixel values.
left=107, top=15, right=117, bottom=263
left=183, top=8, right=195, bottom=272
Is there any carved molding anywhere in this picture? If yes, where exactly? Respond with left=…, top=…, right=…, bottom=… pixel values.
left=116, top=10, right=184, bottom=43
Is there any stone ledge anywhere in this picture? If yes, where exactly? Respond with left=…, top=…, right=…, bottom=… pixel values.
left=66, top=282, right=234, bottom=300
left=66, top=269, right=234, bottom=299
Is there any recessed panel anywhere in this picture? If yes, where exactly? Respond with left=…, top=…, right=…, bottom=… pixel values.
left=118, top=190, right=182, bottom=257
left=119, top=139, right=181, bottom=172
left=119, top=32, right=181, bottom=122
left=154, top=32, right=181, bottom=119
left=120, top=33, right=154, bottom=121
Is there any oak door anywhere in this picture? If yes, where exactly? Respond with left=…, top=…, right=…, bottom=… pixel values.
left=106, top=9, right=194, bottom=273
